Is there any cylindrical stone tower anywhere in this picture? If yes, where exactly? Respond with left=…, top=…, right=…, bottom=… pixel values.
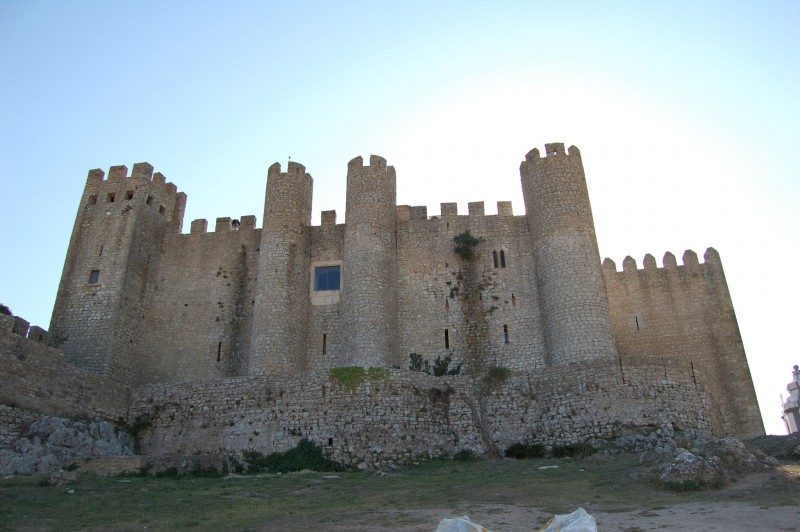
left=340, top=155, right=398, bottom=367
left=251, top=161, right=312, bottom=374
left=520, top=143, right=617, bottom=366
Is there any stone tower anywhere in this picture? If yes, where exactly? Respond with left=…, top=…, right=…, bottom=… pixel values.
left=250, top=162, right=313, bottom=374
left=340, top=155, right=398, bottom=367
left=50, top=163, right=186, bottom=384
left=520, top=143, right=617, bottom=365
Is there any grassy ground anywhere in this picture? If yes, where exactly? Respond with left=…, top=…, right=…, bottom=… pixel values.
left=1, top=455, right=798, bottom=531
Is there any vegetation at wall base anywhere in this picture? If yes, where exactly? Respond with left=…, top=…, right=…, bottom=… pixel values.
left=242, top=438, right=345, bottom=474
left=505, top=442, right=547, bottom=459
left=329, top=367, right=367, bottom=390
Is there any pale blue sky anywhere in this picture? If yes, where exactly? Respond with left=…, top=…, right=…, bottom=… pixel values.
left=1, top=1, right=798, bottom=434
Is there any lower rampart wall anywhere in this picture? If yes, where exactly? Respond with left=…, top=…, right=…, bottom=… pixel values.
left=130, top=360, right=712, bottom=468
left=0, top=319, right=127, bottom=422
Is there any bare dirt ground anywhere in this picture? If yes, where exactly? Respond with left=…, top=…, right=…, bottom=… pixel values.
left=317, top=465, right=800, bottom=531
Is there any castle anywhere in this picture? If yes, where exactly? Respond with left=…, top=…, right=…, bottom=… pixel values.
left=0, top=143, right=764, bottom=468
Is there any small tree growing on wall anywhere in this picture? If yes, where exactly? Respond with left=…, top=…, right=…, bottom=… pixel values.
left=0, top=303, right=11, bottom=316
left=452, top=231, right=483, bottom=260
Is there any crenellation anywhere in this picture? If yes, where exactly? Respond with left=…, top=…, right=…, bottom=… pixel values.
left=132, top=162, right=154, bottom=180
left=623, top=255, right=637, bottom=272
left=190, top=219, right=208, bottom=234
left=409, top=206, right=427, bottom=220
left=396, top=205, right=410, bottom=221
left=215, top=217, right=233, bottom=232
left=107, top=165, right=128, bottom=182
left=440, top=202, right=458, bottom=217
left=468, top=201, right=484, bottom=216
left=321, top=210, right=336, bottom=225
left=663, top=251, right=678, bottom=269
left=497, top=201, right=513, bottom=216
left=86, top=168, right=105, bottom=184
left=682, top=249, right=699, bottom=269
left=240, top=215, right=257, bottom=229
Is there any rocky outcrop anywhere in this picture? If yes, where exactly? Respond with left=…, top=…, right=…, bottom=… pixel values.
left=0, top=415, right=135, bottom=475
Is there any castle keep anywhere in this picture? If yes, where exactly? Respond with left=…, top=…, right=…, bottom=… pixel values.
left=1, top=143, right=764, bottom=468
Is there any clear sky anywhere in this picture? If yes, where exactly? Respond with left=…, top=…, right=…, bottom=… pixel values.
left=1, top=1, right=798, bottom=435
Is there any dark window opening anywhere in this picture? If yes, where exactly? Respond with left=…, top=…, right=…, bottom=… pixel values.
left=328, top=437, right=333, bottom=446
left=88, top=194, right=97, bottom=205
left=146, top=195, right=154, bottom=205
left=125, top=190, right=134, bottom=200
left=89, top=270, right=100, bottom=284
left=158, top=204, right=166, bottom=215
left=314, top=265, right=341, bottom=291
left=217, top=342, right=222, bottom=362
left=500, top=250, right=506, bottom=268
left=444, top=329, right=450, bottom=349
left=511, top=294, right=516, bottom=307
left=492, top=250, right=499, bottom=268
left=99, top=245, right=103, bottom=257
left=322, top=334, right=327, bottom=354
left=107, top=192, right=116, bottom=203
left=444, top=298, right=449, bottom=313
left=503, top=324, right=509, bottom=344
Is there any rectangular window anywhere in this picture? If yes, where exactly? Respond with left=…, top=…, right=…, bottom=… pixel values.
left=89, top=270, right=100, bottom=283
left=444, top=328, right=450, bottom=349
left=126, top=190, right=134, bottom=200
left=314, top=265, right=341, bottom=291
left=107, top=192, right=116, bottom=203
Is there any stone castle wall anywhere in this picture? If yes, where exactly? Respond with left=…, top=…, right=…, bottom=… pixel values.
left=27, top=142, right=764, bottom=452
left=130, top=361, right=711, bottom=468
left=136, top=218, right=261, bottom=382
left=0, top=314, right=127, bottom=422
left=603, top=249, right=763, bottom=439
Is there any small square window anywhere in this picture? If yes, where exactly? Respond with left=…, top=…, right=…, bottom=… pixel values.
left=89, top=270, right=100, bottom=284
left=146, top=195, right=154, bottom=205
left=88, top=195, right=98, bottom=205
left=314, top=266, right=341, bottom=291
left=107, top=192, right=116, bottom=203
left=158, top=204, right=166, bottom=215
left=126, top=190, right=134, bottom=200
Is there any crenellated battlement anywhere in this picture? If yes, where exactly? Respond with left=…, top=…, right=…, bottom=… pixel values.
left=0, top=312, right=49, bottom=344
left=187, top=215, right=259, bottom=234
left=395, top=201, right=515, bottom=221
left=602, top=247, right=722, bottom=274
left=347, top=154, right=396, bottom=178
left=520, top=143, right=582, bottom=173
left=268, top=161, right=309, bottom=179
left=82, top=162, right=184, bottom=225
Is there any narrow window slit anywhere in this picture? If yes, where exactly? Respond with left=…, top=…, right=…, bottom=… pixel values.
left=500, top=250, right=506, bottom=268
left=444, top=329, right=449, bottom=349
left=503, top=324, right=509, bottom=344
left=492, top=250, right=499, bottom=268
left=216, top=342, right=222, bottom=362
left=322, top=334, right=327, bottom=355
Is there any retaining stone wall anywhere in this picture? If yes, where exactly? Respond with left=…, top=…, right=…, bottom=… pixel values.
left=130, top=361, right=711, bottom=469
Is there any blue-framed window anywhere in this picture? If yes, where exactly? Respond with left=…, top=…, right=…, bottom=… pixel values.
left=314, top=266, right=341, bottom=291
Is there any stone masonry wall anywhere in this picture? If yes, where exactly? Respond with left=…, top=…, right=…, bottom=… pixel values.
left=137, top=219, right=261, bottom=382
left=603, top=248, right=764, bottom=439
left=130, top=360, right=711, bottom=469
left=395, top=205, right=547, bottom=372
left=0, top=314, right=126, bottom=422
